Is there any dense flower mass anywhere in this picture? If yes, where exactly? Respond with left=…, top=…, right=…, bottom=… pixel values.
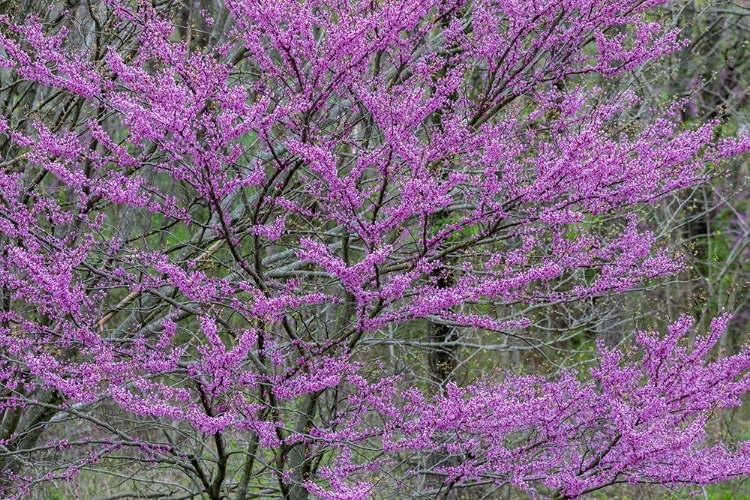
left=1, top=0, right=750, bottom=498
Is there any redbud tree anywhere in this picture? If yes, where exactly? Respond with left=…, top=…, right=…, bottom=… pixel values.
left=1, top=0, right=750, bottom=498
